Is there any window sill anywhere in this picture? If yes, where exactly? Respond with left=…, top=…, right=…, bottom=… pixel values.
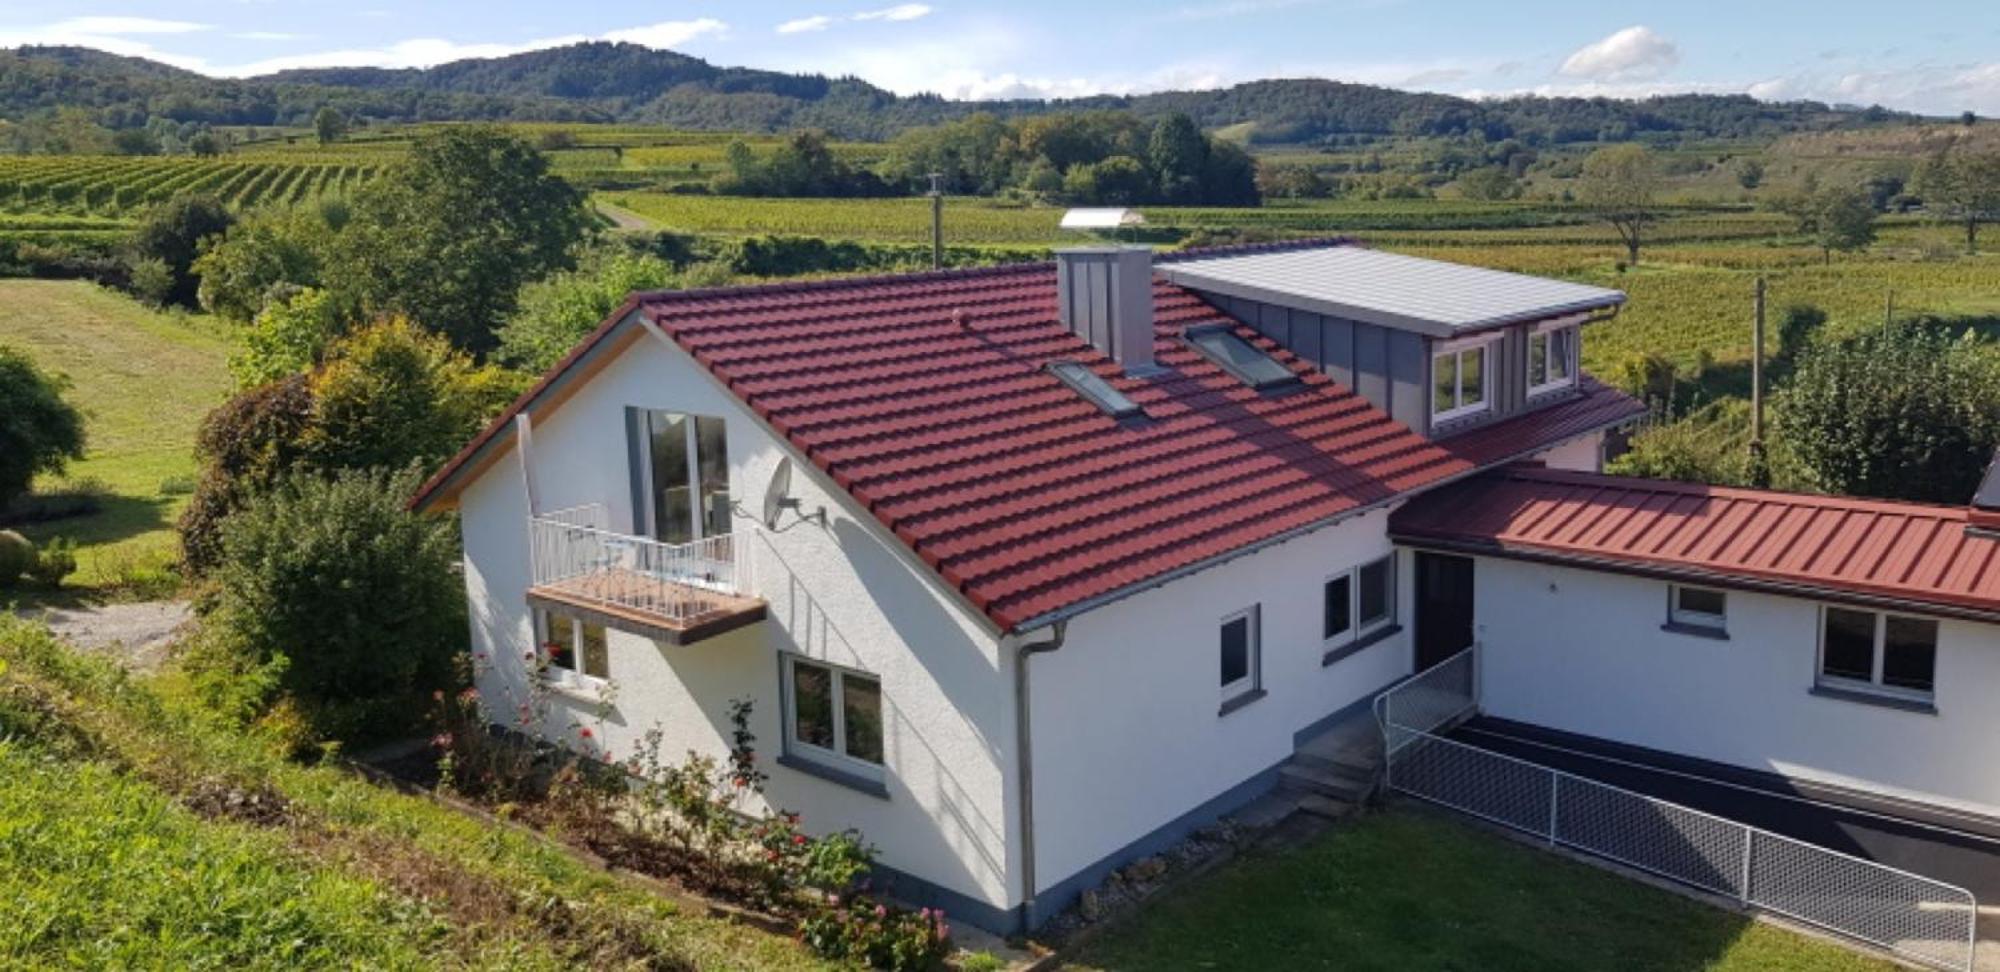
left=1808, top=684, right=1936, bottom=715
left=1218, top=688, right=1268, bottom=717
left=540, top=675, right=611, bottom=703
left=778, top=753, right=890, bottom=799
left=1660, top=621, right=1729, bottom=641
left=1323, top=624, right=1403, bottom=666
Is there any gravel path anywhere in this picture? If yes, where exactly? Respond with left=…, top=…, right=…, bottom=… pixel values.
left=14, top=600, right=191, bottom=672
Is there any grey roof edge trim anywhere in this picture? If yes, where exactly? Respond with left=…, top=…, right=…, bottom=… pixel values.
left=1005, top=405, right=1641, bottom=634
left=1158, top=266, right=1625, bottom=338
left=1387, top=536, right=2000, bottom=627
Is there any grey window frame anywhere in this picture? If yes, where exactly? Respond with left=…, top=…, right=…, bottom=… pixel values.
left=633, top=409, right=730, bottom=544
left=1047, top=359, right=1143, bottom=419
left=1185, top=325, right=1302, bottom=392
left=1219, top=605, right=1263, bottom=709
left=1527, top=322, right=1578, bottom=398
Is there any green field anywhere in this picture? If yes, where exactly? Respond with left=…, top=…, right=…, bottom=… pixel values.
left=1068, top=811, right=1893, bottom=972
left=0, top=156, right=380, bottom=219
left=0, top=280, right=236, bottom=600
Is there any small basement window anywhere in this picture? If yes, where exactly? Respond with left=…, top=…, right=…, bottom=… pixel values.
left=1186, top=327, right=1301, bottom=392
left=1047, top=360, right=1142, bottom=419
left=1818, top=606, right=1937, bottom=704
left=1667, top=584, right=1728, bottom=634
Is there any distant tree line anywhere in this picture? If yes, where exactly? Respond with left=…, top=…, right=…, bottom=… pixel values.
left=872, top=111, right=1259, bottom=205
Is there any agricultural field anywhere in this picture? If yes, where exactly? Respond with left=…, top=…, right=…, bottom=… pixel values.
left=0, top=156, right=380, bottom=218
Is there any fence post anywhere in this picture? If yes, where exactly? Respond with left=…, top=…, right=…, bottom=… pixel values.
left=1547, top=772, right=1559, bottom=847
left=1738, top=829, right=1753, bottom=906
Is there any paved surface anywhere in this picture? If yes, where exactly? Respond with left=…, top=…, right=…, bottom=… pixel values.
left=594, top=201, right=652, bottom=231
left=14, top=600, right=190, bottom=671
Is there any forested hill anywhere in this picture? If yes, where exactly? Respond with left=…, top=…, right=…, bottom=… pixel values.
left=0, top=41, right=1924, bottom=144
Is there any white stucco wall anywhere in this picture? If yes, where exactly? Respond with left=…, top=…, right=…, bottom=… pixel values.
left=1470, top=557, right=2000, bottom=818
left=456, top=324, right=1019, bottom=914
left=1025, top=505, right=1415, bottom=893
left=1533, top=427, right=1603, bottom=472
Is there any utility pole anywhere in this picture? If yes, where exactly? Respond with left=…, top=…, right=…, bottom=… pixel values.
left=1883, top=290, right=1895, bottom=334
left=926, top=172, right=944, bottom=270
left=1749, top=276, right=1769, bottom=486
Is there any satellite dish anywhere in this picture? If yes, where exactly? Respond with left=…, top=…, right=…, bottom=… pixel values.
left=763, top=457, right=795, bottom=530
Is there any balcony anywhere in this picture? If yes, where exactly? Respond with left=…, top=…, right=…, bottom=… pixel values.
left=527, top=504, right=766, bottom=645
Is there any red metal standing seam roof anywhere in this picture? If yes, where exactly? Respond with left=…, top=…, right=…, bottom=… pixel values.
left=607, top=261, right=1642, bottom=632
left=1389, top=465, right=2000, bottom=620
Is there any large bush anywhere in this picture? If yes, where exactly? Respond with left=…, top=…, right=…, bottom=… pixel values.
left=0, top=346, right=86, bottom=509
left=1777, top=325, right=2000, bottom=503
left=179, top=375, right=315, bottom=574
left=196, top=467, right=464, bottom=741
left=497, top=249, right=677, bottom=372
left=127, top=193, right=235, bottom=309
left=301, top=318, right=523, bottom=473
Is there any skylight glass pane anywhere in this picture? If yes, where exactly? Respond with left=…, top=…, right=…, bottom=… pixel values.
left=1048, top=361, right=1141, bottom=419
left=1189, top=329, right=1298, bottom=391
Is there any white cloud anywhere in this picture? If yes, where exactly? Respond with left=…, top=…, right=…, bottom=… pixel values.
left=1558, top=25, right=1680, bottom=82
left=232, top=31, right=302, bottom=41
left=853, top=4, right=933, bottom=22
left=0, top=16, right=213, bottom=71
left=202, top=18, right=726, bottom=76
left=602, top=18, right=728, bottom=49
left=42, top=16, right=209, bottom=36
left=776, top=16, right=835, bottom=34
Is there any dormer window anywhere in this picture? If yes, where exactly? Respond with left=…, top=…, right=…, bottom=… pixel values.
left=1047, top=360, right=1143, bottom=420
left=1431, top=334, right=1496, bottom=423
left=1186, top=326, right=1301, bottom=392
left=1528, top=323, right=1577, bottom=397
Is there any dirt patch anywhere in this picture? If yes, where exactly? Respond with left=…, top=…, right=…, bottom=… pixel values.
left=16, top=600, right=190, bottom=672
left=183, top=777, right=293, bottom=827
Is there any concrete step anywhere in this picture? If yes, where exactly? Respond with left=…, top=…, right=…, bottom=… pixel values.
left=1295, top=794, right=1355, bottom=820
left=1291, top=746, right=1380, bottom=782
left=1277, top=763, right=1373, bottom=803
left=1232, top=792, right=1300, bottom=831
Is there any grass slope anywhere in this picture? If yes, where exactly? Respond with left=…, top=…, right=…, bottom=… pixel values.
left=1068, top=811, right=1892, bottom=972
left=0, top=617, right=835, bottom=970
left=0, top=280, right=235, bottom=600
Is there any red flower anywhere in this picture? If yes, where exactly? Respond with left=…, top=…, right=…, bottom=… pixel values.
left=431, top=732, right=453, bottom=749
left=578, top=727, right=594, bottom=740
left=791, top=833, right=806, bottom=845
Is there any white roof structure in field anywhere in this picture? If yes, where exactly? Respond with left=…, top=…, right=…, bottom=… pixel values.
left=1159, top=244, right=1626, bottom=337
left=1059, top=207, right=1146, bottom=230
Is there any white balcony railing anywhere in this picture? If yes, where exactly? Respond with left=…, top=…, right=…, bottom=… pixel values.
left=528, top=503, right=755, bottom=626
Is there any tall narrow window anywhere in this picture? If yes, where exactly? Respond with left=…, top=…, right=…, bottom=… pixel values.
left=1219, top=606, right=1262, bottom=711
left=784, top=656, right=887, bottom=775
left=1432, top=338, right=1493, bottom=422
left=637, top=410, right=731, bottom=544
left=1528, top=325, right=1577, bottom=396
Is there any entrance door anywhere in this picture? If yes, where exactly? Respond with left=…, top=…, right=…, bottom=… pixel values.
left=1415, top=552, right=1475, bottom=671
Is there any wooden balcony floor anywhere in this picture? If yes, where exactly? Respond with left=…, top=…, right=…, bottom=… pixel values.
left=527, top=567, right=767, bottom=645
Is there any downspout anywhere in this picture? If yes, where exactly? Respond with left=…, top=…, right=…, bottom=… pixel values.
left=1013, top=620, right=1067, bottom=931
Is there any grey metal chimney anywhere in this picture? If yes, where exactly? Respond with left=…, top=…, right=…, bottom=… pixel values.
left=1054, top=245, right=1158, bottom=375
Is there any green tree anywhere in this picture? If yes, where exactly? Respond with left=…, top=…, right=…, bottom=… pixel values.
left=1456, top=167, right=1520, bottom=200
left=128, top=194, right=235, bottom=309
left=187, top=131, right=224, bottom=157
left=193, top=208, right=330, bottom=322
left=1777, top=327, right=2000, bottom=503
left=0, top=346, right=86, bottom=508
left=1147, top=114, right=1210, bottom=204
left=328, top=127, right=590, bottom=352
left=198, top=466, right=465, bottom=741
left=110, top=128, right=162, bottom=156
left=1915, top=144, right=2000, bottom=254
left=1577, top=144, right=1660, bottom=265
left=1064, top=155, right=1153, bottom=205
left=230, top=288, right=347, bottom=388
left=302, top=318, right=522, bottom=473
left=1812, top=186, right=1877, bottom=263
left=1733, top=158, right=1764, bottom=190
left=497, top=248, right=676, bottom=371
left=312, top=106, right=348, bottom=145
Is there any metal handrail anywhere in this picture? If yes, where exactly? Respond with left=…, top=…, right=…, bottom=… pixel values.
left=528, top=511, right=753, bottom=623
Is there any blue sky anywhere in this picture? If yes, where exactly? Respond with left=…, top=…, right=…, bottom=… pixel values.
left=3, top=2, right=1996, bottom=114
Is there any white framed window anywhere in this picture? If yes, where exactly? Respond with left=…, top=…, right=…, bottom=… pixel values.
left=1324, top=554, right=1397, bottom=646
left=1527, top=323, right=1577, bottom=397
left=634, top=409, right=730, bottom=545
left=535, top=608, right=610, bottom=690
left=1817, top=606, right=1937, bottom=703
left=1667, top=584, right=1728, bottom=633
left=1219, top=606, right=1262, bottom=709
left=783, top=655, right=886, bottom=775
left=1431, top=336, right=1496, bottom=422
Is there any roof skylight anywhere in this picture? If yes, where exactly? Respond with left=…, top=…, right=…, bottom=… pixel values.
left=1185, top=326, right=1301, bottom=392
left=1048, top=360, right=1143, bottom=420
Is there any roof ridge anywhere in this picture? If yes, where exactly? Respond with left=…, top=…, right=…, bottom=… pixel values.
left=1500, top=466, right=1974, bottom=521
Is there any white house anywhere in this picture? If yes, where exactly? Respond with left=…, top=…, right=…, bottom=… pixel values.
left=410, top=238, right=2000, bottom=932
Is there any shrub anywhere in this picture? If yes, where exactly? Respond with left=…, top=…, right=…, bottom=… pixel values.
left=0, top=530, right=33, bottom=586
left=127, top=258, right=176, bottom=308
left=128, top=194, right=234, bottom=308
left=301, top=318, right=523, bottom=473
left=195, top=466, right=465, bottom=742
left=229, top=287, right=347, bottom=387
left=497, top=248, right=676, bottom=372
left=797, top=896, right=952, bottom=972
left=0, top=346, right=86, bottom=510
left=179, top=375, right=315, bottom=574
left=25, top=536, right=76, bottom=588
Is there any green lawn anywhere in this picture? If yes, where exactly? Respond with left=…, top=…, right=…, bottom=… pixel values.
left=0, top=279, right=237, bottom=601
left=1067, top=811, right=1892, bottom=972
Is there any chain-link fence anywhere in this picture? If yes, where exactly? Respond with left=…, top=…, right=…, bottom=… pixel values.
left=1376, top=650, right=1978, bottom=971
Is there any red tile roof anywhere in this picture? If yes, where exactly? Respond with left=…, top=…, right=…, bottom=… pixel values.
left=1389, top=466, right=2000, bottom=621
left=415, top=253, right=1643, bottom=632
